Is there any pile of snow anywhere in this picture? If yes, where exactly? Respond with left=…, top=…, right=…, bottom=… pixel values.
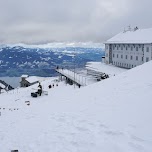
left=0, top=61, right=152, bottom=152
left=25, top=76, right=39, bottom=84
left=86, top=62, right=127, bottom=76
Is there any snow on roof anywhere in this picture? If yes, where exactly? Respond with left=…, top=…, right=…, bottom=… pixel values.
left=86, top=62, right=127, bottom=76
left=26, top=76, right=39, bottom=83
left=21, top=75, right=28, bottom=78
left=105, top=28, right=152, bottom=44
left=0, top=83, right=5, bottom=88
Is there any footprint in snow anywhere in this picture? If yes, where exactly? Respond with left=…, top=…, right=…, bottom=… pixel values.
left=76, top=126, right=90, bottom=132
left=104, top=130, right=124, bottom=136
left=130, top=135, right=145, bottom=142
left=99, top=123, right=109, bottom=129
left=128, top=142, right=145, bottom=151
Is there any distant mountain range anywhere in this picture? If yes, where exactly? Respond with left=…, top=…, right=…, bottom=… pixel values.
left=0, top=44, right=105, bottom=77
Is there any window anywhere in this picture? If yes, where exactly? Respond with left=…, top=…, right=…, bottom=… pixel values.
left=146, top=57, right=149, bottom=62
left=136, top=56, right=138, bottom=60
left=126, top=55, right=127, bottom=59
left=106, top=45, right=109, bottom=50
left=130, top=56, right=133, bottom=60
left=112, top=44, right=115, bottom=50
left=132, top=65, right=134, bottom=68
left=142, top=57, right=143, bottom=61
left=106, top=53, right=108, bottom=57
left=126, top=47, right=128, bottom=50
left=117, top=46, right=119, bottom=50
left=121, top=45, right=123, bottom=50
left=136, top=47, right=138, bottom=51
left=146, top=47, right=149, bottom=52
left=113, top=54, right=115, bottom=58
left=117, top=54, right=119, bottom=58
left=121, top=55, right=123, bottom=59
left=131, top=46, right=133, bottom=51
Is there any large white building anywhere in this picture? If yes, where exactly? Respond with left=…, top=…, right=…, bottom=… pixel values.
left=105, top=27, right=152, bottom=68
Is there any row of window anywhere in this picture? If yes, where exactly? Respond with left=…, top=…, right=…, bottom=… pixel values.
left=106, top=53, right=150, bottom=62
left=112, top=58, right=149, bottom=68
left=110, top=44, right=143, bottom=48
left=107, top=45, right=150, bottom=52
left=112, top=46, right=142, bottom=51
left=113, top=56, right=149, bottom=63
left=113, top=54, right=145, bottom=61
left=113, top=61, right=136, bottom=68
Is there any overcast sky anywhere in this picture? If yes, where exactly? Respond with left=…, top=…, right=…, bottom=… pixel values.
left=0, top=0, right=152, bottom=44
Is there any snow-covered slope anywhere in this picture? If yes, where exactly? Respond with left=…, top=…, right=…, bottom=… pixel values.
left=0, top=61, right=152, bottom=152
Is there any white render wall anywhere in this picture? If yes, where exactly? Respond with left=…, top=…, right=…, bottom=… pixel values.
left=105, top=44, right=110, bottom=64
left=143, top=44, right=152, bottom=63
left=105, top=43, right=152, bottom=69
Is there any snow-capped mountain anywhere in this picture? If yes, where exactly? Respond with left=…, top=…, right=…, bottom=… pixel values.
left=0, top=42, right=104, bottom=49
left=0, top=44, right=104, bottom=77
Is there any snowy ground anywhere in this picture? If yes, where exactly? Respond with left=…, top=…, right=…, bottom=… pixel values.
left=86, top=62, right=128, bottom=76
left=0, top=61, right=152, bottom=152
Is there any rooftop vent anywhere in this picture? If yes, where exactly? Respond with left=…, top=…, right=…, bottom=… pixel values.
left=134, top=26, right=139, bottom=31
left=123, top=26, right=139, bottom=33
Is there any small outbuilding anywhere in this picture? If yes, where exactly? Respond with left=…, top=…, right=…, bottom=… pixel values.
left=20, top=75, right=39, bottom=87
left=0, top=86, right=3, bottom=94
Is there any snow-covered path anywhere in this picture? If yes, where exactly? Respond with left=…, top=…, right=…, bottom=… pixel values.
left=0, top=61, right=152, bottom=152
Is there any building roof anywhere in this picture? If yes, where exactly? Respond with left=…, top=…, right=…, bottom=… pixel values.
left=0, top=83, right=5, bottom=89
left=21, top=75, right=29, bottom=78
left=26, top=76, right=39, bottom=84
left=105, top=28, right=152, bottom=44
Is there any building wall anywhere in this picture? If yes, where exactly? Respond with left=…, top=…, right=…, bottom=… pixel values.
left=105, top=44, right=110, bottom=64
left=20, top=80, right=30, bottom=87
left=20, top=80, right=39, bottom=87
left=143, top=44, right=152, bottom=63
left=105, top=43, right=151, bottom=69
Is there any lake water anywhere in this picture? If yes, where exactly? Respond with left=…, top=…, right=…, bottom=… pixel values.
left=0, top=77, right=20, bottom=88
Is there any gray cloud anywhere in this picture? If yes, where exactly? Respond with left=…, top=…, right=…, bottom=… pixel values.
left=0, top=0, right=152, bottom=44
